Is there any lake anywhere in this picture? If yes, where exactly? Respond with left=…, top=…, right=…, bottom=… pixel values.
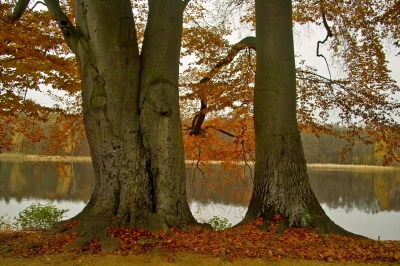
left=1, top=159, right=399, bottom=240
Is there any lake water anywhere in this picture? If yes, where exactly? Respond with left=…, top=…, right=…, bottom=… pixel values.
left=1, top=160, right=399, bottom=240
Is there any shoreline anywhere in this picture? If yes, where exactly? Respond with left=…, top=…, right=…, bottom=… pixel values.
left=0, top=153, right=397, bottom=170
left=0, top=153, right=91, bottom=162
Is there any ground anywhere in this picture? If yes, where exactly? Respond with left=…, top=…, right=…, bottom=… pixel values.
left=1, top=252, right=399, bottom=266
left=1, top=218, right=399, bottom=265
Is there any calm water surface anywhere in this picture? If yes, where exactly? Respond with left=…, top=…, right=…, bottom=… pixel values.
left=0, top=160, right=399, bottom=240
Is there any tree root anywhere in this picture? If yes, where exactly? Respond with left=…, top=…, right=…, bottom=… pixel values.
left=45, top=208, right=203, bottom=253
left=239, top=212, right=367, bottom=240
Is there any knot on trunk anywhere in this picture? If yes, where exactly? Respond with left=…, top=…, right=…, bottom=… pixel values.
left=144, top=81, right=177, bottom=117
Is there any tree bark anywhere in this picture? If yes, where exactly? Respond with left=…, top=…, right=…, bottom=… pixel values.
left=25, top=0, right=198, bottom=251
left=240, top=0, right=361, bottom=238
left=138, top=0, right=196, bottom=228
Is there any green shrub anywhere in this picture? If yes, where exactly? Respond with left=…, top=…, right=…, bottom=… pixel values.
left=208, top=216, right=232, bottom=230
left=13, top=201, right=69, bottom=230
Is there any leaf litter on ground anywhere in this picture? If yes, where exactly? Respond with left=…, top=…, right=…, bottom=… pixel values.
left=1, top=216, right=399, bottom=264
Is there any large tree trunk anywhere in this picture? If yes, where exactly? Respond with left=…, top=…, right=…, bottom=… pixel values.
left=35, top=0, right=197, bottom=251
left=240, top=0, right=359, bottom=237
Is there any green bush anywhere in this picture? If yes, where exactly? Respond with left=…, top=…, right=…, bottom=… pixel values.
left=13, top=201, right=69, bottom=230
left=208, top=216, right=232, bottom=230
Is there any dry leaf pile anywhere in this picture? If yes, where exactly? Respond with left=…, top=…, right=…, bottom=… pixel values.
left=1, top=217, right=399, bottom=263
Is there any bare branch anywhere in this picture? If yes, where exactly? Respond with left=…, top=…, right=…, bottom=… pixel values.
left=204, top=125, right=235, bottom=138
left=316, top=9, right=333, bottom=80
left=30, top=1, right=46, bottom=11
left=10, top=0, right=30, bottom=21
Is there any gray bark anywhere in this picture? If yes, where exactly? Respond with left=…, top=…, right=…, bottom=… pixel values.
left=11, top=0, right=198, bottom=250
left=241, top=0, right=359, bottom=237
left=139, top=0, right=194, bottom=227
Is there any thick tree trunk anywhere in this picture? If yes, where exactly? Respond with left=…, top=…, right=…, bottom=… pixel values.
left=138, top=0, right=195, bottom=228
left=41, top=0, right=197, bottom=251
left=240, top=0, right=360, bottom=238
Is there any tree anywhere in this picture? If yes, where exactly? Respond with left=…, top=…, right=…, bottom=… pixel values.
left=239, top=0, right=354, bottom=235
left=180, top=0, right=399, bottom=234
left=7, top=0, right=198, bottom=251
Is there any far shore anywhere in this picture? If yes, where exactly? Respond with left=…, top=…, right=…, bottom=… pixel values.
left=0, top=153, right=398, bottom=170
left=0, top=153, right=91, bottom=162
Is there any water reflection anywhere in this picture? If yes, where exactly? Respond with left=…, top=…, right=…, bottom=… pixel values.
left=1, top=160, right=399, bottom=239
left=0, top=161, right=94, bottom=203
left=308, top=167, right=400, bottom=213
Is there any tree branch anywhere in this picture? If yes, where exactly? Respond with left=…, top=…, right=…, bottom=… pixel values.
left=30, top=1, right=46, bottom=11
left=189, top=100, right=207, bottom=135
left=189, top=36, right=256, bottom=136
left=204, top=125, right=235, bottom=138
left=199, top=36, right=256, bottom=84
left=74, top=0, right=89, bottom=39
left=43, top=0, right=86, bottom=56
left=10, top=0, right=30, bottom=21
left=183, top=0, right=190, bottom=11
left=316, top=9, right=333, bottom=80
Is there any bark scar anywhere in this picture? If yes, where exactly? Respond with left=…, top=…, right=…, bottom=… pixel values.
left=90, top=75, right=106, bottom=110
left=142, top=81, right=177, bottom=117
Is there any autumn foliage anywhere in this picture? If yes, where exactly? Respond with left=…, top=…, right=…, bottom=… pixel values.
left=1, top=217, right=399, bottom=263
left=0, top=2, right=81, bottom=155
left=1, top=0, right=400, bottom=165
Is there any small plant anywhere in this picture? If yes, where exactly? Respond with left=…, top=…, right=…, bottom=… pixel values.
left=13, top=201, right=69, bottom=230
left=208, top=216, right=232, bottom=230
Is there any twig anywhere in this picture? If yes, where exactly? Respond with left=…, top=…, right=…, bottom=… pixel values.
left=316, top=10, right=333, bottom=80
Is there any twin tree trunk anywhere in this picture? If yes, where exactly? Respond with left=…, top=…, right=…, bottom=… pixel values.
left=242, top=0, right=356, bottom=237
left=52, top=0, right=197, bottom=249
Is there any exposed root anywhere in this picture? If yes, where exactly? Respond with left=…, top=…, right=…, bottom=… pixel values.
left=309, top=214, right=366, bottom=239
left=238, top=211, right=366, bottom=240
left=44, top=208, right=202, bottom=253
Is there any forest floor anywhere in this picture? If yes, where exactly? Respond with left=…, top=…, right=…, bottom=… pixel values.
left=1, top=218, right=399, bottom=266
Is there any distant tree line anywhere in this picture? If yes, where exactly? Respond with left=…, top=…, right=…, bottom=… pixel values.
left=1, top=115, right=395, bottom=166
left=301, top=132, right=381, bottom=165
